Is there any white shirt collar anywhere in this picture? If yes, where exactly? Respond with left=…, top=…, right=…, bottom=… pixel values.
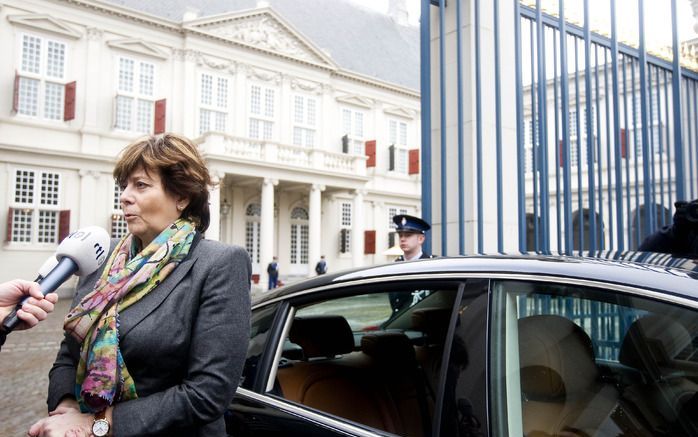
left=404, top=250, right=423, bottom=261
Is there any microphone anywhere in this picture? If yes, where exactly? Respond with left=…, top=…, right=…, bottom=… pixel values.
left=35, top=255, right=59, bottom=282
left=2, top=226, right=110, bottom=333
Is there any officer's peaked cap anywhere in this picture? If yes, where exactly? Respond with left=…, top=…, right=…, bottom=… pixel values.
left=393, top=214, right=431, bottom=234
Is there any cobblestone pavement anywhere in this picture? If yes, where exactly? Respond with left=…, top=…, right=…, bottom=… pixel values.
left=0, top=298, right=71, bottom=437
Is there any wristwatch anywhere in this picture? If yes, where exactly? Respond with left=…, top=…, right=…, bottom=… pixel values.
left=92, top=409, right=110, bottom=437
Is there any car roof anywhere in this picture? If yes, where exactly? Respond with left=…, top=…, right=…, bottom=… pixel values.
left=255, top=252, right=698, bottom=304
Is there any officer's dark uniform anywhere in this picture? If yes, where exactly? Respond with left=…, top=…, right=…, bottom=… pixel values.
left=639, top=200, right=698, bottom=258
left=390, top=214, right=436, bottom=312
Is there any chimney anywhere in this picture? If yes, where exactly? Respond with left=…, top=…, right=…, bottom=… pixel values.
left=388, top=0, right=409, bottom=26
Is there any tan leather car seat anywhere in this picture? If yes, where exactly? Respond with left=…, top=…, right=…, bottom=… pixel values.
left=518, top=315, right=618, bottom=436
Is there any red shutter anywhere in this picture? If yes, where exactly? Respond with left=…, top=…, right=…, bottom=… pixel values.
left=154, top=99, right=166, bottom=134
left=364, top=230, right=376, bottom=254
left=558, top=140, right=564, bottom=167
left=6, top=207, right=14, bottom=242
left=63, top=81, right=76, bottom=121
left=620, top=128, right=627, bottom=158
left=365, top=140, right=376, bottom=167
left=408, top=149, right=420, bottom=175
left=12, top=70, right=20, bottom=113
left=58, top=210, right=70, bottom=242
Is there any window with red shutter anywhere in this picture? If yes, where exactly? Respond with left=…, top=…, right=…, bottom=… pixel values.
left=408, top=149, right=420, bottom=175
left=154, top=99, right=166, bottom=134
left=620, top=128, right=627, bottom=158
left=365, top=140, right=376, bottom=167
left=559, top=140, right=564, bottom=167
left=64, top=81, right=76, bottom=121
left=6, top=207, right=14, bottom=243
left=13, top=70, right=20, bottom=113
left=58, top=210, right=70, bottom=242
left=364, top=230, right=376, bottom=254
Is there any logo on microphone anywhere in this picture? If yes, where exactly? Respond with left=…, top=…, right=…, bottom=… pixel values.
left=94, top=242, right=106, bottom=264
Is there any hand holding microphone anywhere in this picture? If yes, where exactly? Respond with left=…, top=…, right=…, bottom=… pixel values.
left=1, top=226, right=110, bottom=333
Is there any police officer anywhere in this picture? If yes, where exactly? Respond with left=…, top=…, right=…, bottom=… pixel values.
left=393, top=214, right=435, bottom=261
left=639, top=200, right=698, bottom=258
left=390, top=214, right=435, bottom=312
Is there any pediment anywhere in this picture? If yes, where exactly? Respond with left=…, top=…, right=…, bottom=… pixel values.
left=107, top=38, right=169, bottom=60
left=384, top=106, right=416, bottom=120
left=185, top=8, right=336, bottom=69
left=7, top=14, right=82, bottom=39
left=336, top=94, right=374, bottom=109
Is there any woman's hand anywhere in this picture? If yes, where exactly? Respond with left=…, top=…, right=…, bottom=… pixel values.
left=49, top=398, right=80, bottom=416
left=28, top=410, right=92, bottom=437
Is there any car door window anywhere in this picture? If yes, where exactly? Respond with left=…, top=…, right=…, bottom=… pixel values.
left=240, top=303, right=279, bottom=390
left=490, top=280, right=698, bottom=437
left=268, top=285, right=461, bottom=437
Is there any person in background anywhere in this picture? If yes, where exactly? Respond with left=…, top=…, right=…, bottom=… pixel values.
left=267, top=256, right=279, bottom=289
left=0, top=280, right=58, bottom=352
left=390, top=214, right=436, bottom=313
left=29, top=133, right=251, bottom=437
left=315, top=255, right=328, bottom=275
left=639, top=199, right=698, bottom=258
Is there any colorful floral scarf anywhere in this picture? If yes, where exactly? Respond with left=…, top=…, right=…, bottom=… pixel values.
left=64, top=218, right=196, bottom=413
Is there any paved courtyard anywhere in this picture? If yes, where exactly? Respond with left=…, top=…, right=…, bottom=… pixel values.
left=0, top=298, right=71, bottom=437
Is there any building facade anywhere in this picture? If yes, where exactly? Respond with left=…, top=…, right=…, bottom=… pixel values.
left=0, top=0, right=422, bottom=287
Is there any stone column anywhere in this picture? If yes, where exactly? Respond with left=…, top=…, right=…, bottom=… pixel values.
left=351, top=189, right=365, bottom=267
left=80, top=28, right=103, bottom=152
left=260, top=178, right=278, bottom=288
left=79, top=170, right=102, bottom=229
left=207, top=172, right=222, bottom=241
left=308, top=183, right=325, bottom=276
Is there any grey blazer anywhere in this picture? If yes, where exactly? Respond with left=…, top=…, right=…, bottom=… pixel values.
left=47, top=235, right=251, bottom=437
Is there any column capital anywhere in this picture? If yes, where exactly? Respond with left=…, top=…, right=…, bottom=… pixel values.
left=311, top=183, right=326, bottom=192
left=263, top=178, right=279, bottom=186
left=353, top=189, right=367, bottom=197
left=86, top=27, right=103, bottom=41
left=79, top=169, right=100, bottom=179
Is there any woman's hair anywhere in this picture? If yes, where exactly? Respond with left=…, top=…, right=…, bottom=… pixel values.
left=114, top=133, right=213, bottom=232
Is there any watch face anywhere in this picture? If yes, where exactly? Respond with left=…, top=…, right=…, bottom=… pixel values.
left=93, top=419, right=109, bottom=436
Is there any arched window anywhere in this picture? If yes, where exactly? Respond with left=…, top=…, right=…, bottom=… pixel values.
left=245, top=203, right=261, bottom=264
left=572, top=209, right=605, bottom=252
left=290, top=206, right=309, bottom=266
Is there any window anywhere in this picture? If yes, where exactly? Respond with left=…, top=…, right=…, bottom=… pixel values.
left=339, top=202, right=352, bottom=253
left=245, top=203, right=261, bottom=264
left=269, top=284, right=469, bottom=436
left=9, top=169, right=62, bottom=244
left=249, top=84, right=275, bottom=140
left=111, top=183, right=128, bottom=238
left=627, top=92, right=663, bottom=159
left=115, top=57, right=156, bottom=133
left=568, top=106, right=596, bottom=167
left=241, top=304, right=279, bottom=390
left=292, top=95, right=317, bottom=147
left=490, top=280, right=698, bottom=437
left=290, top=206, right=309, bottom=265
left=524, top=119, right=536, bottom=173
left=16, top=34, right=68, bottom=120
left=388, top=119, right=409, bottom=173
left=387, top=207, right=408, bottom=246
left=341, top=108, right=365, bottom=154
left=199, top=73, right=228, bottom=135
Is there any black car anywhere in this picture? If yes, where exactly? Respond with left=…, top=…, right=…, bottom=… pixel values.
left=226, top=253, right=698, bottom=437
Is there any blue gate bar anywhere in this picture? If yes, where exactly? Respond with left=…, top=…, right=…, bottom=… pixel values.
left=671, top=0, right=685, bottom=202
left=530, top=18, right=539, bottom=252
left=622, top=54, right=632, bottom=249
left=647, top=65, right=656, bottom=232
left=515, top=0, right=526, bottom=253
left=638, top=0, right=652, bottom=238
left=574, top=38, right=584, bottom=252
left=611, top=0, right=625, bottom=251
left=476, top=0, right=484, bottom=254
left=604, top=47, right=615, bottom=250
left=537, top=7, right=551, bottom=253
left=438, top=0, right=447, bottom=254
left=593, top=43, right=604, bottom=250
left=654, top=66, right=666, bottom=227
left=691, top=82, right=696, bottom=200
left=631, top=59, right=640, bottom=247
left=554, top=30, right=563, bottom=254
left=494, top=0, right=504, bottom=253
left=419, top=0, right=432, bottom=256
left=664, top=69, right=673, bottom=214
left=456, top=0, right=464, bottom=255
left=559, top=0, right=573, bottom=255
left=584, top=0, right=596, bottom=252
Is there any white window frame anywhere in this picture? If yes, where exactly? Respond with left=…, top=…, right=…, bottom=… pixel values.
left=15, top=32, right=69, bottom=121
left=198, top=71, right=230, bottom=135
left=292, top=94, right=318, bottom=147
left=8, top=168, right=62, bottom=246
left=388, top=118, right=410, bottom=174
left=245, top=202, right=262, bottom=271
left=110, top=183, right=128, bottom=239
left=341, top=107, right=365, bottom=155
left=387, top=206, right=409, bottom=247
left=339, top=201, right=352, bottom=254
left=114, top=55, right=157, bottom=133
left=248, top=83, right=276, bottom=141
left=289, top=206, right=309, bottom=272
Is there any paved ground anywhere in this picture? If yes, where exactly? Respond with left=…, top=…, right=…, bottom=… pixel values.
left=0, top=298, right=71, bottom=437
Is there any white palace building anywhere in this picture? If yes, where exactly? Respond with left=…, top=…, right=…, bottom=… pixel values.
left=0, top=0, right=422, bottom=287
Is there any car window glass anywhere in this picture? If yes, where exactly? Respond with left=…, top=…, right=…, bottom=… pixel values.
left=490, top=280, right=698, bottom=437
left=240, top=304, right=278, bottom=390
left=271, top=286, right=459, bottom=436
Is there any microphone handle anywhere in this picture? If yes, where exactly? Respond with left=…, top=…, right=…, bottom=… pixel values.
left=1, top=258, right=78, bottom=333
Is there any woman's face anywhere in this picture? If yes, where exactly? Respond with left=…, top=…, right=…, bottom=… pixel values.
left=120, top=167, right=187, bottom=246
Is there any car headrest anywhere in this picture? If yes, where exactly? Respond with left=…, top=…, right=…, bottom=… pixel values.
left=289, top=315, right=355, bottom=359
left=619, top=315, right=692, bottom=372
left=361, top=331, right=416, bottom=367
left=411, top=307, right=451, bottom=343
left=518, top=315, right=597, bottom=401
